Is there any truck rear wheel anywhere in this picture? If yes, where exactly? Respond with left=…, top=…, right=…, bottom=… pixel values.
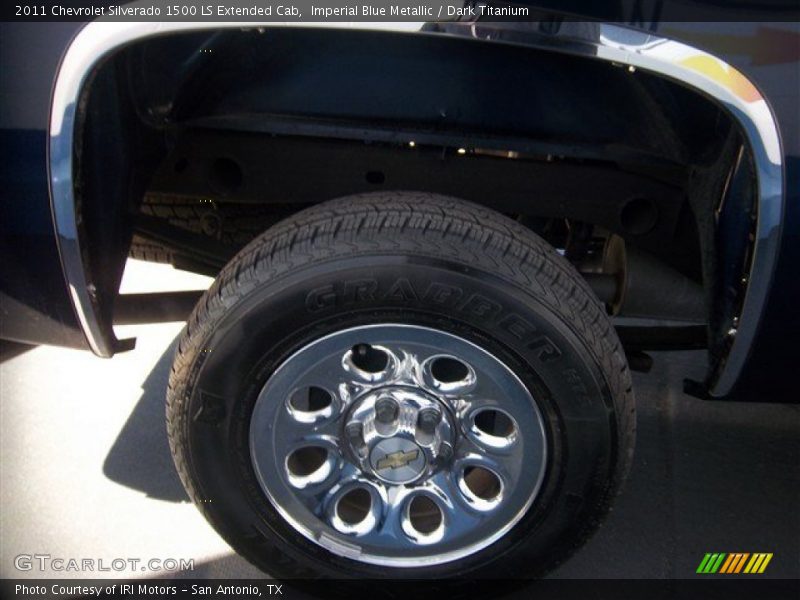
left=166, top=192, right=635, bottom=580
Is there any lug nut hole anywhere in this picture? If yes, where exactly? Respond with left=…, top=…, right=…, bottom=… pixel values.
left=463, top=466, right=502, bottom=501
left=287, top=447, right=327, bottom=477
left=289, top=386, right=332, bottom=412
left=336, top=488, right=372, bottom=525
left=350, top=344, right=389, bottom=373
left=408, top=496, right=442, bottom=534
left=431, top=357, right=470, bottom=383
left=474, top=409, right=516, bottom=438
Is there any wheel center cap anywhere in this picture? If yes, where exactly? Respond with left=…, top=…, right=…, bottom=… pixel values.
left=369, top=438, right=426, bottom=484
left=344, top=386, right=455, bottom=486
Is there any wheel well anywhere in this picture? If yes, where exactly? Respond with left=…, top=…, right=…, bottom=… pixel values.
left=73, top=26, right=757, bottom=381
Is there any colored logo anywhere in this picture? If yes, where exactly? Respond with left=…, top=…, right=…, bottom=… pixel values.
left=697, top=553, right=773, bottom=574
left=376, top=449, right=420, bottom=470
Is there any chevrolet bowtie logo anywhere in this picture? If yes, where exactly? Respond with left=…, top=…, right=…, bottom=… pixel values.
left=376, top=449, right=420, bottom=470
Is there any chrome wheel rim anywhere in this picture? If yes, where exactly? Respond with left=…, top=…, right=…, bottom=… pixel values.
left=250, top=324, right=548, bottom=567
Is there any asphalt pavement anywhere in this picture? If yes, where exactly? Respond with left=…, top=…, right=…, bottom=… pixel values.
left=1, top=260, right=798, bottom=581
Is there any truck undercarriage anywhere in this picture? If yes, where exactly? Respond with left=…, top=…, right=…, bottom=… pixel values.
left=73, top=27, right=756, bottom=397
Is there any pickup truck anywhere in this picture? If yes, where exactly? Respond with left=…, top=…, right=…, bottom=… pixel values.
left=1, top=2, right=798, bottom=582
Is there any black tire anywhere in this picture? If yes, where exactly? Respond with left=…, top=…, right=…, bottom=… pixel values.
left=167, top=192, right=635, bottom=582
left=129, top=235, right=175, bottom=264
left=129, top=194, right=295, bottom=271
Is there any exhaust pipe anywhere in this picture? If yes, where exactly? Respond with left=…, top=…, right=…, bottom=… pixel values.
left=582, top=235, right=705, bottom=323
